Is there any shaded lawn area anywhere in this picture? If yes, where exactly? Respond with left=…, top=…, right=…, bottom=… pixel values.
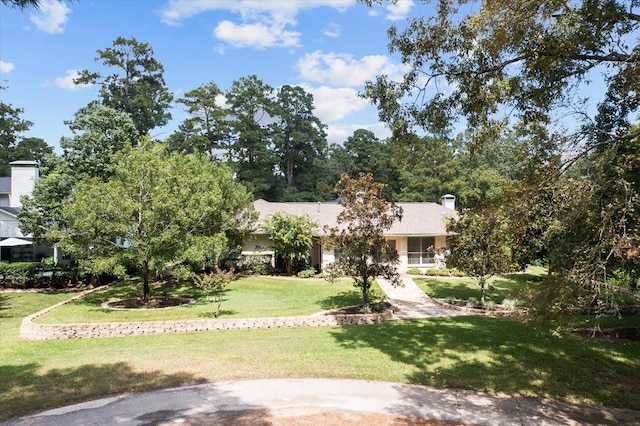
left=2, top=291, right=640, bottom=421
left=35, top=276, right=376, bottom=324
left=414, top=266, right=547, bottom=304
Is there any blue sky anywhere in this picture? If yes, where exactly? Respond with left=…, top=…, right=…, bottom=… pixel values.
left=0, top=0, right=430, bottom=153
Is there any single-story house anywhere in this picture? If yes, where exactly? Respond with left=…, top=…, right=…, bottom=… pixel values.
left=0, top=161, right=53, bottom=262
left=242, top=195, right=458, bottom=273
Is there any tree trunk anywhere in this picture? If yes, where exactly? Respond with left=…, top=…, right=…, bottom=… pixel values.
left=142, top=259, right=150, bottom=303
left=479, top=277, right=486, bottom=306
left=361, top=274, right=369, bottom=307
left=286, top=258, right=293, bottom=275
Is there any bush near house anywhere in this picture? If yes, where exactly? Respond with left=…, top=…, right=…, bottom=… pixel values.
left=0, top=262, right=79, bottom=289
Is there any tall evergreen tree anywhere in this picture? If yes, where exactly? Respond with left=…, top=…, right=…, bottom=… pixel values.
left=272, top=85, right=328, bottom=201
left=226, top=75, right=279, bottom=200
left=169, top=82, right=230, bottom=160
left=75, top=37, right=173, bottom=137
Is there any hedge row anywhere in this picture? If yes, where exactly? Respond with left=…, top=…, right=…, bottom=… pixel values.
left=0, top=262, right=80, bottom=289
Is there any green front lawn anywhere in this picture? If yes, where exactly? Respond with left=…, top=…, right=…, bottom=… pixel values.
left=35, top=276, right=376, bottom=323
left=414, top=266, right=546, bottom=304
left=2, top=272, right=640, bottom=421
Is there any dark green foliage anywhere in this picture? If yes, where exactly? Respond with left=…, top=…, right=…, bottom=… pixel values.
left=262, top=211, right=316, bottom=275
left=361, top=0, right=640, bottom=318
left=75, top=37, right=173, bottom=137
left=446, top=208, right=515, bottom=304
left=0, top=262, right=78, bottom=288
left=169, top=81, right=230, bottom=160
left=297, top=268, right=317, bottom=278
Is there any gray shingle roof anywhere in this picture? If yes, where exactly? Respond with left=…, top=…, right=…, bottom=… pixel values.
left=0, top=206, right=20, bottom=217
left=253, top=199, right=457, bottom=236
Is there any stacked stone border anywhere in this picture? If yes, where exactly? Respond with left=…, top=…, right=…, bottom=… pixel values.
left=20, top=287, right=392, bottom=340
left=431, top=298, right=528, bottom=317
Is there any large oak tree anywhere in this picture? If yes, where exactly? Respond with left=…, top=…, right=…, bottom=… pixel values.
left=362, top=0, right=640, bottom=315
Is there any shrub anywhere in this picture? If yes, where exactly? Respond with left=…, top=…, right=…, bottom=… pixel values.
left=466, top=297, right=480, bottom=308
left=297, top=268, right=316, bottom=278
left=406, top=267, right=423, bottom=275
left=423, top=267, right=466, bottom=277
left=322, top=263, right=342, bottom=284
left=502, top=298, right=518, bottom=311
left=484, top=300, right=496, bottom=311
left=194, top=267, right=235, bottom=317
left=171, top=265, right=195, bottom=282
left=0, top=262, right=79, bottom=289
left=252, top=263, right=274, bottom=275
left=448, top=268, right=467, bottom=277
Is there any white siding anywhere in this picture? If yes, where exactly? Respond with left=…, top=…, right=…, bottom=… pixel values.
left=0, top=214, right=25, bottom=238
left=10, top=162, right=39, bottom=208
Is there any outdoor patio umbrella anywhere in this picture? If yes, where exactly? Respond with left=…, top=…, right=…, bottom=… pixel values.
left=0, top=237, right=33, bottom=262
left=0, top=237, right=33, bottom=247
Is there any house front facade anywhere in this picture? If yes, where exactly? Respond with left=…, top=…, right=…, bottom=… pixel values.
left=243, top=195, right=458, bottom=273
left=0, top=161, right=53, bottom=262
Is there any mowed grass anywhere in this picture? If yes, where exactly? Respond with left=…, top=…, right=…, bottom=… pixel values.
left=35, top=276, right=376, bottom=323
left=2, top=273, right=640, bottom=421
left=414, top=266, right=547, bottom=304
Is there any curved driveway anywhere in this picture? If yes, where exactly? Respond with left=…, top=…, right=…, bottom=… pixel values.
left=4, top=379, right=639, bottom=425
left=7, top=277, right=640, bottom=425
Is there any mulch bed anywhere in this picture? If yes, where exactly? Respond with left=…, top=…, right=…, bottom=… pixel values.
left=102, top=297, right=195, bottom=310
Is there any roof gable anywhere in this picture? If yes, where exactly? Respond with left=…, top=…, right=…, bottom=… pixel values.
left=0, top=206, right=20, bottom=218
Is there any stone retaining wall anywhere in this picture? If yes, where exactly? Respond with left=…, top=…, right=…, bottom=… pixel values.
left=20, top=288, right=392, bottom=340
left=431, top=298, right=528, bottom=317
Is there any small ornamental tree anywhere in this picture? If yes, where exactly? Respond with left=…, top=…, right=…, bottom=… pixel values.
left=262, top=211, right=317, bottom=275
left=326, top=173, right=403, bottom=309
left=446, top=209, right=514, bottom=305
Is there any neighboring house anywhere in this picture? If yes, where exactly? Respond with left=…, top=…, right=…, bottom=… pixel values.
left=0, top=161, right=52, bottom=262
left=243, top=195, right=458, bottom=273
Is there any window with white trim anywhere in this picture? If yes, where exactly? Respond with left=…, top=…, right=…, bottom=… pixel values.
left=407, top=236, right=435, bottom=265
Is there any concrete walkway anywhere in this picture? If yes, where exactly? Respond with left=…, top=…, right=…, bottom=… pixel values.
left=4, top=378, right=639, bottom=425
left=377, top=275, right=469, bottom=319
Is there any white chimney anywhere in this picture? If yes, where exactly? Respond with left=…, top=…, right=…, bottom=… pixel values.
left=10, top=161, right=39, bottom=208
left=440, top=194, right=456, bottom=210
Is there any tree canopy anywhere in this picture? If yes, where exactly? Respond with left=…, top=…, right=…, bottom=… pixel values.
left=57, top=142, right=254, bottom=301
left=362, top=0, right=640, bottom=316
left=75, top=37, right=173, bottom=137
left=362, top=0, right=639, bottom=139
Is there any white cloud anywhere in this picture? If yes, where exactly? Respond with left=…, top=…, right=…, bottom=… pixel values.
left=0, top=59, right=14, bottom=73
left=364, top=0, right=413, bottom=20
left=158, top=0, right=355, bottom=49
left=385, top=0, right=414, bottom=20
left=322, top=23, right=341, bottom=38
left=158, top=0, right=355, bottom=26
left=54, top=70, right=92, bottom=90
left=213, top=18, right=301, bottom=49
left=300, top=84, right=369, bottom=123
left=296, top=51, right=406, bottom=87
left=30, top=0, right=71, bottom=34
left=327, top=121, right=390, bottom=144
